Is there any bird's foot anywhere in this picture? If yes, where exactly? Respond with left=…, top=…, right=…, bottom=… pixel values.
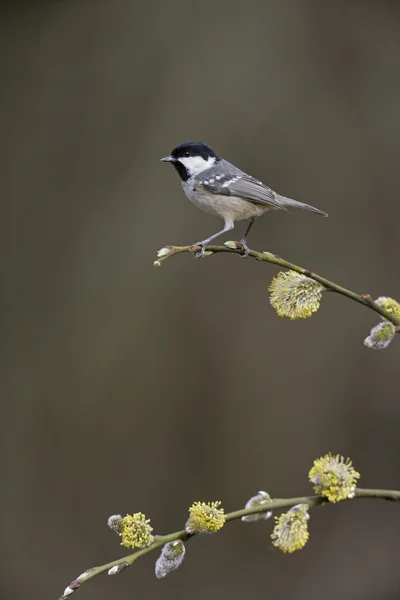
left=239, top=239, right=250, bottom=258
left=192, top=243, right=206, bottom=259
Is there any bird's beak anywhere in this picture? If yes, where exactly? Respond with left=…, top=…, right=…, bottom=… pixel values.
left=160, top=155, right=175, bottom=162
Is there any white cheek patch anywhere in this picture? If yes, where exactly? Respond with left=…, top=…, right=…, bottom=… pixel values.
left=179, top=155, right=216, bottom=175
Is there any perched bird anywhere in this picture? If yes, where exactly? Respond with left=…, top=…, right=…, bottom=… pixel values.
left=161, top=141, right=328, bottom=258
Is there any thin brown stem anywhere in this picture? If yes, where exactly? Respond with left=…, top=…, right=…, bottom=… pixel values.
left=58, top=487, right=400, bottom=599
left=154, top=244, right=400, bottom=327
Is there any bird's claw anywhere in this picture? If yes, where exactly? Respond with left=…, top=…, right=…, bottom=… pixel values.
left=240, top=240, right=250, bottom=258
left=193, top=244, right=206, bottom=259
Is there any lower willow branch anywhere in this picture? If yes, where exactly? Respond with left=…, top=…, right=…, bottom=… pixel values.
left=59, top=488, right=400, bottom=599
left=153, top=244, right=400, bottom=328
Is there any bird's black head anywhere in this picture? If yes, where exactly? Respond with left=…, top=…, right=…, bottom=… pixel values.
left=170, top=141, right=218, bottom=162
left=160, top=141, right=219, bottom=182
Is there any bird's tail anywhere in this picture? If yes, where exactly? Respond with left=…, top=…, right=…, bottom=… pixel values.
left=277, top=195, right=328, bottom=217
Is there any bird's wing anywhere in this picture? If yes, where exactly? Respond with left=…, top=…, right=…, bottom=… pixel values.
left=199, top=159, right=328, bottom=216
left=199, top=171, right=287, bottom=211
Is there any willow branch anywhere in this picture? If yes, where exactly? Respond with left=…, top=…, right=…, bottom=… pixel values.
left=153, top=244, right=400, bottom=328
left=59, top=488, right=400, bottom=599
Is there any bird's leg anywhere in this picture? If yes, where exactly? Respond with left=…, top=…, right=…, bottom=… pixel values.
left=193, top=221, right=234, bottom=258
left=239, top=218, right=256, bottom=257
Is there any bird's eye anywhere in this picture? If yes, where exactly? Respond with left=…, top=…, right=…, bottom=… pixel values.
left=184, top=151, right=191, bottom=157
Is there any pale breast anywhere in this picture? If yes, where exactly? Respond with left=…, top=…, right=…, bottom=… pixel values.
left=182, top=180, right=269, bottom=222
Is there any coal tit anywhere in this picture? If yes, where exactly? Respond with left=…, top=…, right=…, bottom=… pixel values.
left=161, top=141, right=328, bottom=257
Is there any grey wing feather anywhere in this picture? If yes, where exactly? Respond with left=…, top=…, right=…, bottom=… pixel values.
left=212, top=158, right=287, bottom=209
left=226, top=175, right=288, bottom=211
left=200, top=159, right=327, bottom=216
left=200, top=162, right=287, bottom=210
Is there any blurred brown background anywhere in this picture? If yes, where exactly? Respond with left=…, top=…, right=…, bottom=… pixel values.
left=1, top=1, right=400, bottom=599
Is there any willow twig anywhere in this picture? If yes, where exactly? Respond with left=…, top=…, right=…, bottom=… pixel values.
left=153, top=244, right=400, bottom=328
left=58, top=488, right=400, bottom=599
